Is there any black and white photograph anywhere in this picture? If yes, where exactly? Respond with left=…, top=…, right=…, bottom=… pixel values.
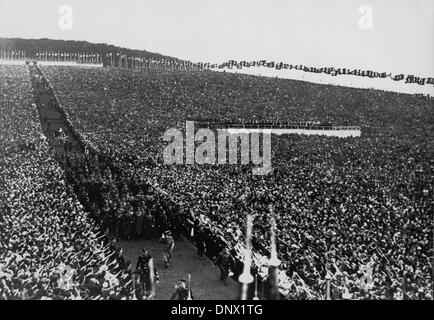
left=0, top=0, right=433, bottom=310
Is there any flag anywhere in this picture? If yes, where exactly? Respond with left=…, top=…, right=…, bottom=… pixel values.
left=405, top=75, right=415, bottom=83
left=417, top=78, right=425, bottom=85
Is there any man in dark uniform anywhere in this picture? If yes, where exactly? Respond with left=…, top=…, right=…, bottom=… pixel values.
left=195, top=226, right=206, bottom=259
left=143, top=210, right=155, bottom=239
left=135, top=249, right=159, bottom=299
left=122, top=206, right=134, bottom=241
left=215, top=247, right=234, bottom=285
left=170, top=279, right=193, bottom=300
left=159, top=231, right=175, bottom=268
left=134, top=207, right=144, bottom=239
left=136, top=248, right=152, bottom=272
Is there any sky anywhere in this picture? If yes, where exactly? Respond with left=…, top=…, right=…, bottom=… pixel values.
left=0, top=0, right=433, bottom=78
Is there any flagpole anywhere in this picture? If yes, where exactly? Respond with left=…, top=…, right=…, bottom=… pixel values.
left=187, top=274, right=192, bottom=300
left=266, top=205, right=281, bottom=300
left=239, top=214, right=254, bottom=300
left=325, top=273, right=332, bottom=300
left=253, top=274, right=259, bottom=300
left=149, top=258, right=156, bottom=300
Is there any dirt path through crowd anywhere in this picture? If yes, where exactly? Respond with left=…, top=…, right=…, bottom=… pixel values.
left=29, top=64, right=239, bottom=300
left=119, top=236, right=239, bottom=300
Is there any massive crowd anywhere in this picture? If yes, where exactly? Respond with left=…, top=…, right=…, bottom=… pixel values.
left=41, top=66, right=433, bottom=300
left=2, top=63, right=432, bottom=300
left=0, top=65, right=134, bottom=300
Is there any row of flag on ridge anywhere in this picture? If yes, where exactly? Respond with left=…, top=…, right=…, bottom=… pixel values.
left=1, top=48, right=432, bottom=86
left=105, top=53, right=434, bottom=86
left=0, top=49, right=26, bottom=60
left=0, top=49, right=102, bottom=64
left=35, top=52, right=102, bottom=63
left=104, top=52, right=198, bottom=71
left=210, top=60, right=433, bottom=86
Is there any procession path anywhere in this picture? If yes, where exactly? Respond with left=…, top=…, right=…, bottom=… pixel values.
left=30, top=64, right=239, bottom=300
left=119, top=236, right=239, bottom=300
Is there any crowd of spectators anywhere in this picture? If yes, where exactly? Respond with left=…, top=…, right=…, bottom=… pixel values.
left=0, top=65, right=134, bottom=300
left=34, top=66, right=434, bottom=299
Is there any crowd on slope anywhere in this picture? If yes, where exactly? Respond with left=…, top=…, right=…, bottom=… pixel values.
left=0, top=65, right=134, bottom=300
left=41, top=66, right=434, bottom=299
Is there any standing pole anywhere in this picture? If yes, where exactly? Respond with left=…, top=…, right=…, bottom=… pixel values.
left=325, top=273, right=332, bottom=300
left=149, top=258, right=156, bottom=300
left=266, top=205, right=281, bottom=300
left=187, top=274, right=192, bottom=300
left=269, top=206, right=280, bottom=266
left=253, top=274, right=259, bottom=300
left=239, top=214, right=254, bottom=300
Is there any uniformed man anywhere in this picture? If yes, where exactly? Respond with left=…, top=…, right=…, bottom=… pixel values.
left=134, top=208, right=144, bottom=239
left=195, top=226, right=206, bottom=259
left=215, top=247, right=234, bottom=285
left=159, top=231, right=175, bottom=268
left=136, top=248, right=152, bottom=271
left=143, top=211, right=155, bottom=239
left=170, top=279, right=193, bottom=300
left=135, top=249, right=159, bottom=299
